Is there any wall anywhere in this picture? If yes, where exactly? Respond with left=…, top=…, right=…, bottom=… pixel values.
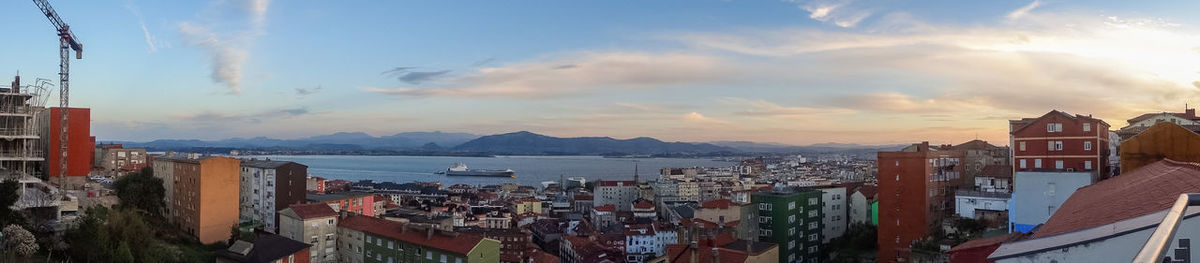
left=1119, top=122, right=1200, bottom=173
left=197, top=157, right=241, bottom=244
left=1009, top=171, right=1092, bottom=233
left=954, top=194, right=1010, bottom=219
left=1010, top=112, right=1110, bottom=178
left=850, top=191, right=869, bottom=225
left=820, top=187, right=847, bottom=243
left=876, top=145, right=932, bottom=263
left=44, top=107, right=91, bottom=189
left=993, top=214, right=1200, bottom=262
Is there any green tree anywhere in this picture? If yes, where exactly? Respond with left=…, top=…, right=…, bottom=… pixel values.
left=0, top=180, right=26, bottom=228
left=113, top=242, right=134, bottom=263
left=113, top=167, right=165, bottom=216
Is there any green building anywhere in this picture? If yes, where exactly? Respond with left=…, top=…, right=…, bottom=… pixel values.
left=340, top=215, right=501, bottom=263
left=870, top=201, right=879, bottom=226
left=753, top=189, right=823, bottom=263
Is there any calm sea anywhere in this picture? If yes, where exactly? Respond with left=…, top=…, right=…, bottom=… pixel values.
left=247, top=155, right=735, bottom=187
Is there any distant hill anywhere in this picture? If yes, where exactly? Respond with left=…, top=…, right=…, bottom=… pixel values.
left=452, top=131, right=736, bottom=155
left=112, top=131, right=480, bottom=152
left=709, top=141, right=908, bottom=154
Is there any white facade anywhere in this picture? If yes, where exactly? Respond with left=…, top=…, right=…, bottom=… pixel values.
left=954, top=192, right=1010, bottom=219
left=240, top=165, right=279, bottom=232
left=975, top=176, right=1012, bottom=193
left=819, top=187, right=847, bottom=243
left=595, top=181, right=639, bottom=211
left=848, top=191, right=869, bottom=225
left=625, top=228, right=661, bottom=262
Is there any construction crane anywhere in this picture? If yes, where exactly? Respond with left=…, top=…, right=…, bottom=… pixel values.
left=32, top=0, right=81, bottom=185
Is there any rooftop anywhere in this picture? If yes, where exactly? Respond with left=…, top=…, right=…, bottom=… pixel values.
left=1033, top=159, right=1200, bottom=238
left=307, top=192, right=375, bottom=202
left=215, top=233, right=312, bottom=263
left=338, top=215, right=486, bottom=255
left=283, top=203, right=338, bottom=220
left=241, top=159, right=305, bottom=169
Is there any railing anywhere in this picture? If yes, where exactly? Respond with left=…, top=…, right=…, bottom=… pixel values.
left=954, top=189, right=1011, bottom=199
left=1133, top=193, right=1200, bottom=263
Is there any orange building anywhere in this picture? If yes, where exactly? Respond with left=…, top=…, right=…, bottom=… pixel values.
left=1119, top=122, right=1200, bottom=173
left=157, top=155, right=241, bottom=244
left=42, top=107, right=92, bottom=189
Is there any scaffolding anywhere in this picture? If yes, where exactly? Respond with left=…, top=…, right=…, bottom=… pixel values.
left=0, top=76, right=51, bottom=179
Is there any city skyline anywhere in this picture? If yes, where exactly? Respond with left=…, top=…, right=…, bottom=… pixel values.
left=2, top=0, right=1200, bottom=145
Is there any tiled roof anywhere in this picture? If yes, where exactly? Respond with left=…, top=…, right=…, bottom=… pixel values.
left=285, top=203, right=337, bottom=220
left=593, top=204, right=616, bottom=212
left=1033, top=159, right=1200, bottom=238
left=950, top=140, right=1001, bottom=151
left=1010, top=110, right=1108, bottom=134
left=338, top=215, right=486, bottom=255
left=699, top=199, right=734, bottom=209
left=947, top=233, right=1022, bottom=253
left=633, top=200, right=654, bottom=209
left=307, top=192, right=375, bottom=202
left=665, top=244, right=749, bottom=263
left=978, top=165, right=1014, bottom=178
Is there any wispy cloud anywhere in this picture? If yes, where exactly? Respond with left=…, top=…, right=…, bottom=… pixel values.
left=296, top=86, right=322, bottom=97
left=683, top=112, right=731, bottom=126
left=788, top=0, right=872, bottom=28
left=179, top=0, right=272, bottom=95
left=1006, top=0, right=1041, bottom=21
left=174, top=106, right=310, bottom=123
left=367, top=52, right=730, bottom=98
left=383, top=68, right=452, bottom=84
left=124, top=1, right=159, bottom=52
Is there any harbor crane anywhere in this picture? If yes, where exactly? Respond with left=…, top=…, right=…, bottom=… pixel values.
left=32, top=0, right=81, bottom=184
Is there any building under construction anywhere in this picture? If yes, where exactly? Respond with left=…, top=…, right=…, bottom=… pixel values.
left=0, top=76, right=52, bottom=179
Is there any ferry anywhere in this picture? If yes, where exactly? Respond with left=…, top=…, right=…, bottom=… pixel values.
left=445, top=163, right=515, bottom=178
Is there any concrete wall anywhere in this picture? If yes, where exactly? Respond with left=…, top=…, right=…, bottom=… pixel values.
left=1010, top=171, right=1092, bottom=233
left=955, top=194, right=1010, bottom=219
left=820, top=187, right=847, bottom=243
left=197, top=157, right=241, bottom=244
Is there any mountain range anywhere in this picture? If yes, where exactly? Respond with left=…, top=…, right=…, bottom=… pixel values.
left=108, top=131, right=903, bottom=155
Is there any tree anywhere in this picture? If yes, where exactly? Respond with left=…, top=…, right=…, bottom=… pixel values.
left=3, top=224, right=38, bottom=257
left=113, top=167, right=165, bottom=216
left=0, top=180, right=26, bottom=228
left=113, top=242, right=134, bottom=263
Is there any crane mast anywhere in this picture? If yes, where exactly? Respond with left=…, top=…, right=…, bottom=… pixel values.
left=32, top=0, right=81, bottom=186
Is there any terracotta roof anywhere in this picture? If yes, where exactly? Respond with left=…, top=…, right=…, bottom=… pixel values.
left=593, top=204, right=616, bottom=212
left=700, top=199, right=734, bottom=209
left=665, top=244, right=749, bottom=263
left=633, top=200, right=654, bottom=209
left=1010, top=110, right=1109, bottom=134
left=1033, top=159, right=1200, bottom=238
left=624, top=224, right=655, bottom=236
left=286, top=203, right=338, bottom=220
left=527, top=250, right=561, bottom=263
left=338, top=215, right=486, bottom=255
left=947, top=233, right=1022, bottom=252
left=950, top=140, right=1001, bottom=151
left=978, top=165, right=1014, bottom=178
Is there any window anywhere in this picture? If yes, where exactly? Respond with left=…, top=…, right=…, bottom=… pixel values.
left=808, top=210, right=817, bottom=218
left=388, top=241, right=394, bottom=249
left=789, top=227, right=796, bottom=236
left=1055, top=160, right=1064, bottom=169
left=1035, top=159, right=1043, bottom=168
left=1020, top=159, right=1027, bottom=169
left=328, top=219, right=334, bottom=225
left=789, top=214, right=796, bottom=223
left=789, top=201, right=796, bottom=210
left=1049, top=205, right=1058, bottom=216
left=1084, top=141, right=1092, bottom=150
left=1085, top=161, right=1093, bottom=170
left=427, top=251, right=433, bottom=260
left=809, top=246, right=818, bottom=253
left=808, top=234, right=818, bottom=242
left=789, top=240, right=796, bottom=249
left=808, top=221, right=818, bottom=229
left=1083, top=123, right=1091, bottom=131
left=441, top=254, right=448, bottom=263
left=366, top=236, right=373, bottom=243
left=808, top=198, right=817, bottom=205
left=1055, top=141, right=1063, bottom=151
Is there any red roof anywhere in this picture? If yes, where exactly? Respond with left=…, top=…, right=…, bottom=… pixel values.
left=593, top=204, right=616, bottom=212
left=665, top=244, right=749, bottom=263
left=633, top=200, right=654, bottom=209
left=948, top=233, right=1022, bottom=253
left=700, top=199, right=735, bottom=209
left=287, top=203, right=338, bottom=219
left=1034, top=159, right=1200, bottom=238
left=1010, top=110, right=1108, bottom=134
left=338, top=215, right=485, bottom=255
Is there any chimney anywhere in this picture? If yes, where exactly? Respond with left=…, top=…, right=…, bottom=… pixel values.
left=711, top=247, right=720, bottom=263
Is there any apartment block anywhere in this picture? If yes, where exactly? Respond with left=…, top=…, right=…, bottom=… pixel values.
left=876, top=142, right=964, bottom=263
left=39, top=107, right=91, bottom=189
left=1010, top=110, right=1112, bottom=179
left=156, top=155, right=241, bottom=244
left=594, top=180, right=638, bottom=211
left=94, top=144, right=148, bottom=173
left=338, top=214, right=500, bottom=263
left=279, top=203, right=339, bottom=263
left=307, top=192, right=377, bottom=216
left=752, top=189, right=823, bottom=263
left=240, top=159, right=308, bottom=233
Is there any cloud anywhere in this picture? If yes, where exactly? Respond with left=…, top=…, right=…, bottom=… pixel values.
left=367, top=52, right=730, bottom=98
left=1006, top=0, right=1040, bottom=21
left=471, top=58, right=496, bottom=67
left=180, top=23, right=247, bottom=94
left=718, top=97, right=855, bottom=117
left=683, top=112, right=731, bottom=125
left=789, top=0, right=872, bottom=28
left=174, top=107, right=310, bottom=123
left=179, top=0, right=272, bottom=95
left=383, top=68, right=452, bottom=84
left=296, top=86, right=322, bottom=96
left=124, top=1, right=159, bottom=52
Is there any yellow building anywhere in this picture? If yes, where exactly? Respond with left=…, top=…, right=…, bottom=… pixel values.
left=512, top=197, right=542, bottom=214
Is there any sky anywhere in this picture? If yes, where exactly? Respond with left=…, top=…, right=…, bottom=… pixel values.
left=2, top=0, right=1200, bottom=146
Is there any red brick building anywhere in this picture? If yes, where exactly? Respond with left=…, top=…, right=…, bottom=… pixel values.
left=306, top=192, right=377, bottom=216
left=1009, top=110, right=1111, bottom=179
left=876, top=142, right=964, bottom=263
